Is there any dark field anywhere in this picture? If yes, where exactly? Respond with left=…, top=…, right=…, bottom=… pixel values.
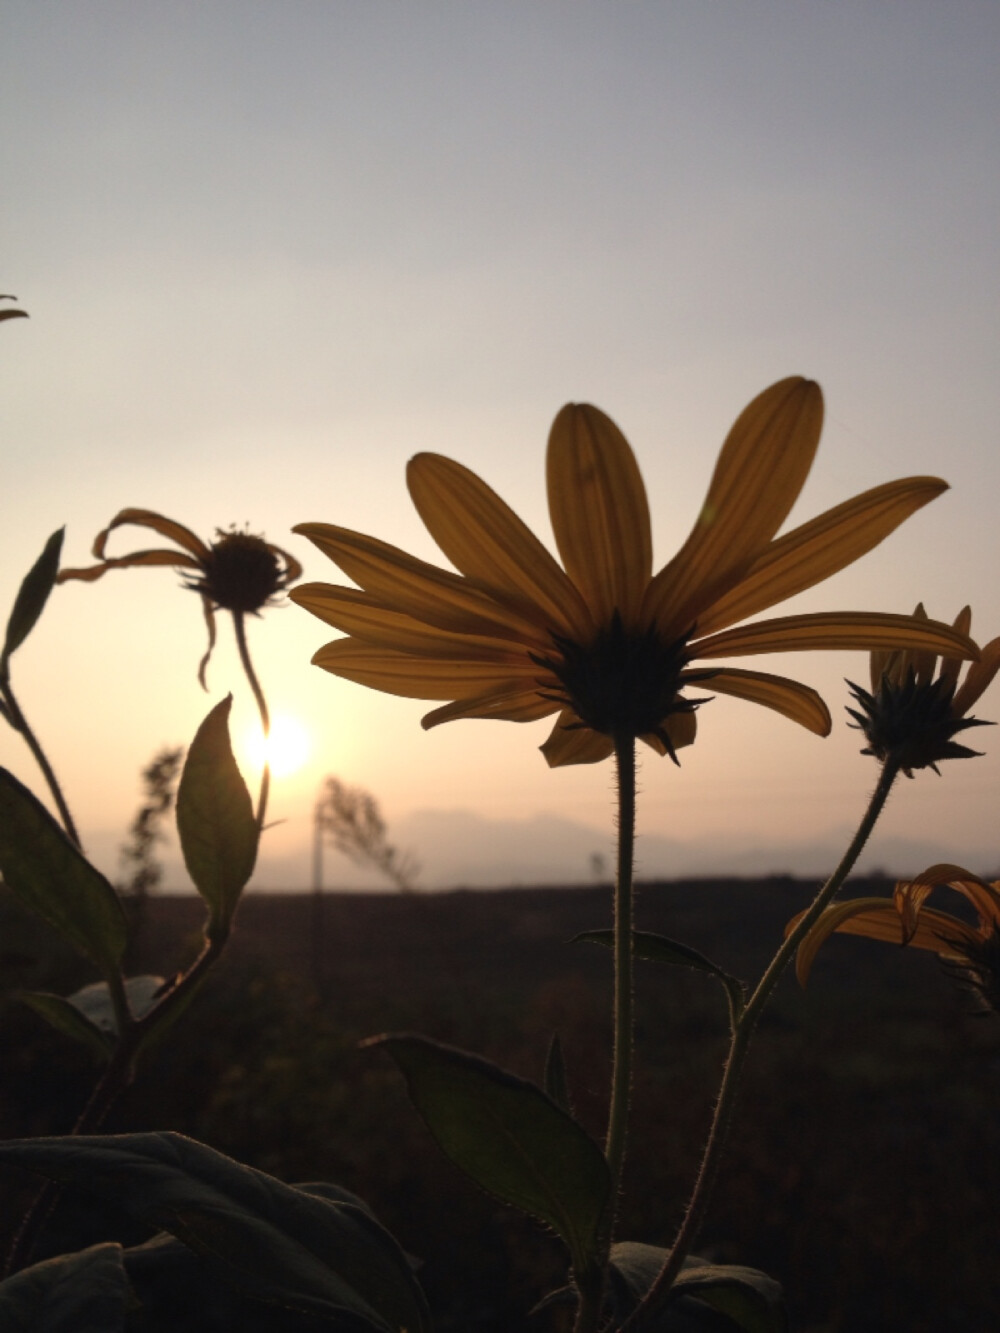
left=1, top=878, right=998, bottom=1332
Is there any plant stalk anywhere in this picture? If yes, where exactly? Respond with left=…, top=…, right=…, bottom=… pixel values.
left=627, top=756, right=901, bottom=1326
left=0, top=678, right=81, bottom=848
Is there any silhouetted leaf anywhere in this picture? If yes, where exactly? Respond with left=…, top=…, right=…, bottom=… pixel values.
left=0, top=768, right=127, bottom=976
left=573, top=930, right=745, bottom=1020
left=0, top=1133, right=429, bottom=1333
left=0, top=1242, right=130, bottom=1332
left=20, top=977, right=167, bottom=1058
left=671, top=1266, right=787, bottom=1333
left=175, top=698, right=257, bottom=935
left=370, top=1033, right=609, bottom=1276
left=2, top=529, right=64, bottom=671
left=543, top=1033, right=571, bottom=1113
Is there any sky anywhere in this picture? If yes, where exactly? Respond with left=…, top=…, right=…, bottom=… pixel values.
left=2, top=2, right=999, bottom=891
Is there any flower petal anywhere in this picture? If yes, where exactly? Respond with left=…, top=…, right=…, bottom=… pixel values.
left=421, top=687, right=559, bottom=729
left=790, top=899, right=903, bottom=985
left=92, top=509, right=210, bottom=561
left=693, top=477, right=949, bottom=637
left=291, top=584, right=527, bottom=662
left=938, top=606, right=972, bottom=694
left=692, top=667, right=831, bottom=735
left=691, top=612, right=979, bottom=661
left=546, top=403, right=652, bottom=626
left=57, top=550, right=202, bottom=583
left=904, top=863, right=1000, bottom=931
left=311, top=639, right=544, bottom=700
left=643, top=378, right=823, bottom=638
left=407, top=454, right=593, bottom=640
left=641, top=708, right=698, bottom=756
left=540, top=713, right=615, bottom=767
left=952, top=635, right=1000, bottom=717
left=294, top=522, right=551, bottom=647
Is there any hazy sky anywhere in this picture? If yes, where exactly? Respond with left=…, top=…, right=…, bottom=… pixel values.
left=3, top=2, right=999, bottom=889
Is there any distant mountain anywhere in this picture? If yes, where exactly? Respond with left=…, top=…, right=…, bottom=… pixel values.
left=82, top=806, right=998, bottom=893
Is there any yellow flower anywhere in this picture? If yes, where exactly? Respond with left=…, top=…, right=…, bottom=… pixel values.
left=791, top=864, right=1000, bottom=1012
left=58, top=509, right=302, bottom=687
left=292, top=378, right=976, bottom=767
left=847, top=604, right=1000, bottom=775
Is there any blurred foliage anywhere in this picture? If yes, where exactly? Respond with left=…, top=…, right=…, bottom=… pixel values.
left=1, top=878, right=997, bottom=1331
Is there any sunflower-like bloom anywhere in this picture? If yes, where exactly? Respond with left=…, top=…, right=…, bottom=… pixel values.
left=790, top=864, right=1000, bottom=1013
left=846, top=604, right=1000, bottom=776
left=292, top=378, right=976, bottom=767
left=58, top=509, right=302, bottom=686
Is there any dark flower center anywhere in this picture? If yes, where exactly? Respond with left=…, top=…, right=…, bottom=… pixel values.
left=185, top=529, right=288, bottom=614
left=846, top=670, right=993, bottom=777
left=532, top=612, right=713, bottom=757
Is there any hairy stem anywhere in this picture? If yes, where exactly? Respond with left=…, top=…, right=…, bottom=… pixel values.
left=605, top=733, right=637, bottom=1193
left=628, top=757, right=901, bottom=1326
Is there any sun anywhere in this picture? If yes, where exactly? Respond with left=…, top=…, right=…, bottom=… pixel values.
left=244, top=713, right=311, bottom=777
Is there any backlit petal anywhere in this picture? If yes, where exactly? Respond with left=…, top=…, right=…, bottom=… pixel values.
left=692, top=612, right=978, bottom=661
left=92, top=509, right=210, bottom=561
left=791, top=899, right=902, bottom=985
left=905, top=863, right=1000, bottom=930
left=312, top=639, right=544, bottom=699
left=938, top=607, right=972, bottom=694
left=952, top=635, right=1000, bottom=716
left=693, top=667, right=831, bottom=735
left=643, top=378, right=823, bottom=638
left=694, top=477, right=948, bottom=636
left=546, top=404, right=652, bottom=625
left=641, top=709, right=697, bottom=756
left=422, top=687, right=559, bottom=729
left=407, top=454, right=593, bottom=640
left=540, top=714, right=615, bottom=767
left=57, top=550, right=202, bottom=583
left=294, top=523, right=551, bottom=647
left=291, top=584, right=527, bottom=662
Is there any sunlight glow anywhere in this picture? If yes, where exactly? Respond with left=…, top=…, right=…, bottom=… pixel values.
left=244, top=713, right=311, bottom=777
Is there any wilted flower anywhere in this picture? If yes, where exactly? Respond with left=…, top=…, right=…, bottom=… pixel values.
left=791, top=863, right=1000, bottom=1014
left=293, top=378, right=974, bottom=767
left=58, top=509, right=302, bottom=686
left=846, top=604, right=1000, bottom=775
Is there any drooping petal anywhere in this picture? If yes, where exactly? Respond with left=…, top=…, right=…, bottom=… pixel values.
left=693, top=477, right=948, bottom=637
left=691, top=667, right=831, bottom=735
left=790, top=899, right=904, bottom=985
left=407, top=454, right=594, bottom=640
left=57, top=550, right=202, bottom=584
left=546, top=403, right=652, bottom=626
left=291, top=584, right=528, bottom=662
left=422, top=687, right=559, bottom=729
left=691, top=611, right=978, bottom=662
left=196, top=596, right=217, bottom=690
left=643, top=377, right=824, bottom=639
left=904, top=864, right=1000, bottom=931
left=92, top=509, right=211, bottom=561
left=294, top=523, right=551, bottom=646
left=952, top=635, right=1000, bottom=717
left=312, top=639, right=543, bottom=700
left=540, top=713, right=615, bottom=767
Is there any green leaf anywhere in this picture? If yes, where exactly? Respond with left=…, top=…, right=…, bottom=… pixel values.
left=543, top=1033, right=572, bottom=1113
left=573, top=929, right=745, bottom=1021
left=671, top=1266, right=787, bottom=1333
left=0, top=768, right=127, bottom=977
left=0, top=1133, right=430, bottom=1333
left=2, top=529, right=64, bottom=673
left=0, top=1242, right=130, bottom=1332
left=175, top=697, right=257, bottom=935
left=20, top=976, right=166, bottom=1058
left=18, top=992, right=113, bottom=1059
left=370, top=1033, right=610, bottom=1277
